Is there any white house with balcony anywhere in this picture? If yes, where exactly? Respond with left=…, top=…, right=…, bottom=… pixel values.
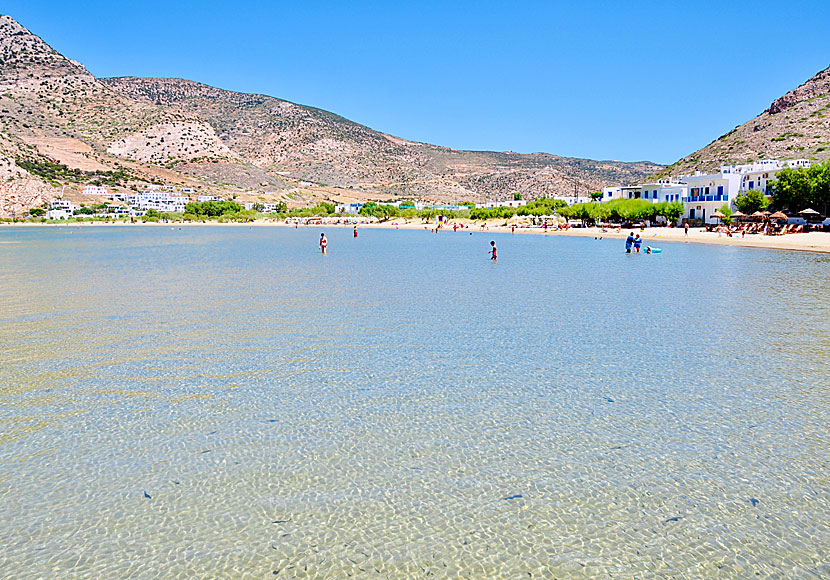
left=603, top=181, right=687, bottom=204
left=678, top=170, right=741, bottom=224
left=720, top=159, right=811, bottom=195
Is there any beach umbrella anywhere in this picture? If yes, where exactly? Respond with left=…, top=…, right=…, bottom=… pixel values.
left=750, top=211, right=765, bottom=219
left=799, top=208, right=819, bottom=215
left=731, top=210, right=746, bottom=220
left=710, top=210, right=726, bottom=225
left=769, top=211, right=788, bottom=220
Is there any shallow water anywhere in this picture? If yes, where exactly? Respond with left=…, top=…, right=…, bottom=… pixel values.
left=0, top=225, right=828, bottom=579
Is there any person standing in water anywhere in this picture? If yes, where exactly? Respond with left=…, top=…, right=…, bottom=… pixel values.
left=489, top=240, right=497, bottom=263
left=625, top=232, right=635, bottom=253
left=319, top=233, right=328, bottom=254
left=633, top=234, right=642, bottom=253
left=353, top=225, right=358, bottom=238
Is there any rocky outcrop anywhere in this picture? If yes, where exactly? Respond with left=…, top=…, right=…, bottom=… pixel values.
left=656, top=65, right=830, bottom=178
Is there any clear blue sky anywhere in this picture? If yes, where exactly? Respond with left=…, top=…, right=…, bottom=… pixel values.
left=5, top=0, right=829, bottom=165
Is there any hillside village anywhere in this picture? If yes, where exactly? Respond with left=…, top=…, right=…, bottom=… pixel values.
left=602, top=159, right=816, bottom=224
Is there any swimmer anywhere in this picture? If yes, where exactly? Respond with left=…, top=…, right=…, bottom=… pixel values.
left=319, top=233, right=327, bottom=254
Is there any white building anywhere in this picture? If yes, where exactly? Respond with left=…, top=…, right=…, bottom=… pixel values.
left=602, top=181, right=686, bottom=204
left=127, top=191, right=188, bottom=213
left=721, top=159, right=811, bottom=194
left=49, top=199, right=78, bottom=212
left=477, top=199, right=528, bottom=209
left=335, top=202, right=364, bottom=214
left=553, top=195, right=593, bottom=206
left=47, top=209, right=72, bottom=220
left=197, top=195, right=223, bottom=202
left=106, top=204, right=129, bottom=216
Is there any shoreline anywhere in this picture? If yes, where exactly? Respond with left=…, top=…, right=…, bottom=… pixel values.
left=3, top=219, right=830, bottom=254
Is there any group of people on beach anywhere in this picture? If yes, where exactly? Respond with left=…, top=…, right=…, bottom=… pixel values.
left=625, top=232, right=657, bottom=254
left=625, top=232, right=642, bottom=253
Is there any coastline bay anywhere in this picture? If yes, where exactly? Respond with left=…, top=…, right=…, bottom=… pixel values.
left=1, top=226, right=828, bottom=578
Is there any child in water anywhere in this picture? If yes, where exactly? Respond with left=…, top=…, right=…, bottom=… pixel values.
left=489, top=241, right=497, bottom=263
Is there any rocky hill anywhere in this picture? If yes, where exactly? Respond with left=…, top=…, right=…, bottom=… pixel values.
left=0, top=14, right=662, bottom=217
left=656, top=66, right=830, bottom=178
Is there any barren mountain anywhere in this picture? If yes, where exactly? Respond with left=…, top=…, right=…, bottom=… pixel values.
left=656, top=66, right=830, bottom=178
left=0, top=14, right=661, bottom=217
left=101, top=76, right=663, bottom=200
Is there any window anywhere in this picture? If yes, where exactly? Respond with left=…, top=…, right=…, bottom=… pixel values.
left=717, top=186, right=723, bottom=195
left=749, top=181, right=754, bottom=189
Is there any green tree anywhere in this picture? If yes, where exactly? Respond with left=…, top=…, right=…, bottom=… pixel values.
left=513, top=191, right=522, bottom=200
left=660, top=201, right=685, bottom=224
left=733, top=189, right=769, bottom=214
left=718, top=204, right=733, bottom=225
left=589, top=191, right=603, bottom=202
left=28, top=207, right=45, bottom=217
left=769, top=161, right=830, bottom=213
left=313, top=201, right=336, bottom=215
left=359, top=202, right=400, bottom=221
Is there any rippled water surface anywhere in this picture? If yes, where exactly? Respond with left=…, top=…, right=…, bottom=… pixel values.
left=1, top=225, right=828, bottom=579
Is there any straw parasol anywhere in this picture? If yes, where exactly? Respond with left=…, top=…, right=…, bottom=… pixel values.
left=769, top=211, right=788, bottom=220
left=710, top=210, right=726, bottom=225
left=731, top=210, right=746, bottom=219
left=750, top=211, right=766, bottom=219
left=799, top=208, right=819, bottom=215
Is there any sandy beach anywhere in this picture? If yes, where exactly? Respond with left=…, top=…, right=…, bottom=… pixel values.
left=4, top=218, right=830, bottom=253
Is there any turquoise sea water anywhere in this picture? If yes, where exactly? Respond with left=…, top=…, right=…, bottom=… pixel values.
left=0, top=225, right=828, bottom=579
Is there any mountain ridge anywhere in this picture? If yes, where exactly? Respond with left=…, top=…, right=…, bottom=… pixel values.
left=1, top=13, right=659, bottom=216
left=655, top=66, right=830, bottom=179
